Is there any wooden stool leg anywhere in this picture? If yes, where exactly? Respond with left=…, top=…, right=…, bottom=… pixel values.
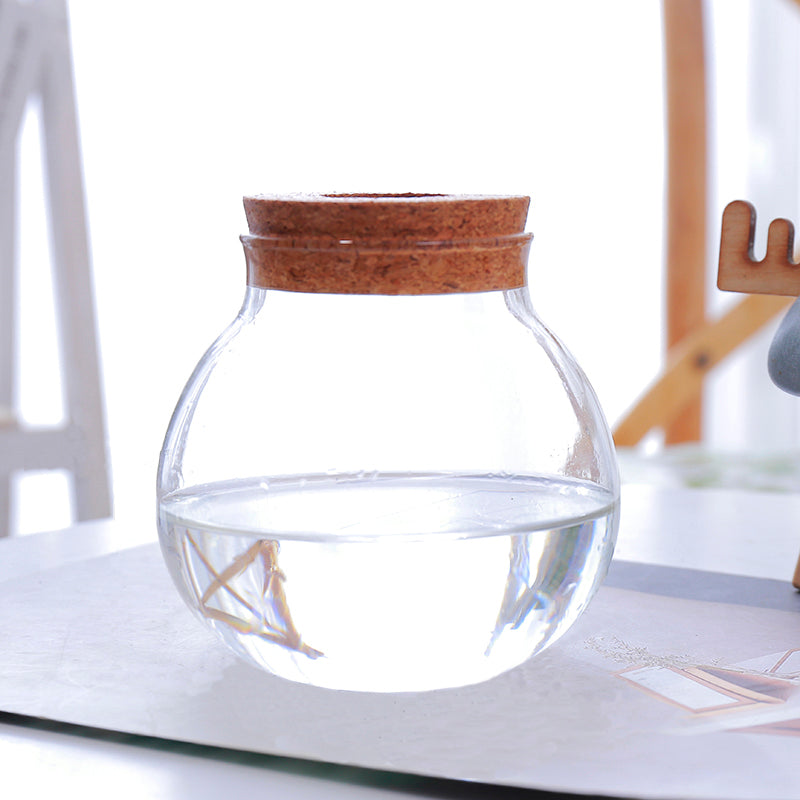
left=0, top=474, right=11, bottom=539
left=0, top=127, right=17, bottom=538
left=38, top=0, right=112, bottom=524
left=663, top=0, right=708, bottom=443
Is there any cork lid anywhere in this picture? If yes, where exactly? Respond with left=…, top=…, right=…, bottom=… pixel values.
left=241, top=193, right=532, bottom=295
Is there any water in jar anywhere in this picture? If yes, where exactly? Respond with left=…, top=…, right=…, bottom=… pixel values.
left=158, top=472, right=618, bottom=692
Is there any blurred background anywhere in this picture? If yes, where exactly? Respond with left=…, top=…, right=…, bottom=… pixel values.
left=6, top=0, right=800, bottom=536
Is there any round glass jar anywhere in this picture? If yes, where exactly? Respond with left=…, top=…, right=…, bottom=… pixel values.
left=156, top=193, right=620, bottom=693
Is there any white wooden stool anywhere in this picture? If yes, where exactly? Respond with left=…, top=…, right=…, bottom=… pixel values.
left=0, top=0, right=111, bottom=536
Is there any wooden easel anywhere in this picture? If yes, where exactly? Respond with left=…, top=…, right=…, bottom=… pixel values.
left=717, top=200, right=800, bottom=590
left=0, top=0, right=111, bottom=536
left=613, top=0, right=796, bottom=448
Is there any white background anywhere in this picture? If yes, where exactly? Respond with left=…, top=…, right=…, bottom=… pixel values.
left=11, top=0, right=800, bottom=534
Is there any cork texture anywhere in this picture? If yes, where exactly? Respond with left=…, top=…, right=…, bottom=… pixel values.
left=241, top=194, right=532, bottom=295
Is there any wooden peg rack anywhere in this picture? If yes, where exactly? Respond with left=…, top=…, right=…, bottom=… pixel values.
left=718, top=200, right=800, bottom=295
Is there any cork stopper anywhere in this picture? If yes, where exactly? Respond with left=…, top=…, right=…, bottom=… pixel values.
left=241, top=193, right=532, bottom=295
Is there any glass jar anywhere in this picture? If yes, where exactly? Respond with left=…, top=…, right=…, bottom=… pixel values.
left=156, top=194, right=620, bottom=693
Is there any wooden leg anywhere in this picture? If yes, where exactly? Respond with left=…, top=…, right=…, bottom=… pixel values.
left=0, top=473, right=12, bottom=539
left=38, top=1, right=112, bottom=523
left=662, top=0, right=708, bottom=443
left=0, top=121, right=17, bottom=538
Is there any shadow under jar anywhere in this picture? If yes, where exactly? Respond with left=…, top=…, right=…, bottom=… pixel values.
left=156, top=193, right=620, bottom=693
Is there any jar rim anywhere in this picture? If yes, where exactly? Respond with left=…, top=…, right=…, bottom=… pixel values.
left=240, top=231, right=533, bottom=251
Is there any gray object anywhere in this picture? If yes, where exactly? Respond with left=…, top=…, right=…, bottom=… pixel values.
left=768, top=296, right=800, bottom=395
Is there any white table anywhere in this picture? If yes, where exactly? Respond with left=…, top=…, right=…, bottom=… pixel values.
left=1, top=482, right=799, bottom=799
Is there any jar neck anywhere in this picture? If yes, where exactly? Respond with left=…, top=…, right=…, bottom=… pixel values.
left=238, top=284, right=534, bottom=326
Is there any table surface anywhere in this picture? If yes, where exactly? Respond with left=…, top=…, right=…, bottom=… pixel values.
left=2, top=481, right=799, bottom=799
